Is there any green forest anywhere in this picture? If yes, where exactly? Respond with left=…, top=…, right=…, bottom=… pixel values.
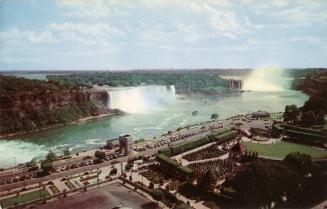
left=47, top=70, right=230, bottom=94
left=0, top=75, right=108, bottom=136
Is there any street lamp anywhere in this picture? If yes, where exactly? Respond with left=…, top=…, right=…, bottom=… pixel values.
left=14, top=157, right=17, bottom=174
left=97, top=167, right=100, bottom=188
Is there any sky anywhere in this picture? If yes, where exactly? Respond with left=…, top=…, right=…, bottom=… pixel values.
left=0, top=0, right=326, bottom=71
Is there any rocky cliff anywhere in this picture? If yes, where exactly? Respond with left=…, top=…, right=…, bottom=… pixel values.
left=0, top=75, right=115, bottom=137
left=291, top=70, right=327, bottom=98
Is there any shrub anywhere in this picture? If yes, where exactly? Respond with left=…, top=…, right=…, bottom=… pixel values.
left=95, top=150, right=106, bottom=160
left=125, top=162, right=133, bottom=171
left=109, top=168, right=117, bottom=175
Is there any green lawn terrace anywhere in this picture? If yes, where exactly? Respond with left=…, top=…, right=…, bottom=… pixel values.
left=0, top=189, right=49, bottom=208
left=242, top=141, right=327, bottom=159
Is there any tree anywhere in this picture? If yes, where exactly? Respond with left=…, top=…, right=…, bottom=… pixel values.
left=110, top=168, right=117, bottom=175
left=63, top=149, right=70, bottom=156
left=150, top=188, right=164, bottom=204
left=26, top=158, right=37, bottom=167
left=301, top=111, right=316, bottom=126
left=210, top=113, right=219, bottom=120
left=40, top=160, right=53, bottom=175
left=125, top=162, right=133, bottom=171
left=95, top=150, right=105, bottom=160
left=149, top=182, right=155, bottom=189
left=283, top=104, right=298, bottom=123
left=302, top=97, right=327, bottom=113
left=223, top=160, right=302, bottom=208
left=31, top=158, right=37, bottom=165
left=284, top=152, right=315, bottom=175
left=46, top=151, right=57, bottom=162
left=197, top=171, right=216, bottom=192
left=317, top=110, right=326, bottom=124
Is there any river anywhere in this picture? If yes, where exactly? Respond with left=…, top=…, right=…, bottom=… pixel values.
left=0, top=85, right=308, bottom=168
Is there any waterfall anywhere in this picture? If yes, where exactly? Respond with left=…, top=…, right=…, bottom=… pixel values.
left=108, top=85, right=176, bottom=113
left=243, top=68, right=292, bottom=91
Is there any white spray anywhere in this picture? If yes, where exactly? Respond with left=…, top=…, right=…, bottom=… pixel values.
left=243, top=67, right=292, bottom=91
left=108, top=85, right=176, bottom=113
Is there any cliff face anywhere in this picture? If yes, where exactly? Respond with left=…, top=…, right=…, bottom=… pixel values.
left=0, top=89, right=109, bottom=113
left=292, top=74, right=327, bottom=98
left=0, top=75, right=113, bottom=137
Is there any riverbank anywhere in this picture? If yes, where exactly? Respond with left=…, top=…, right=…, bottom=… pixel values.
left=0, top=110, right=124, bottom=139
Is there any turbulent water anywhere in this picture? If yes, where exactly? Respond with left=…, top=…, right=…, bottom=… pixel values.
left=0, top=84, right=308, bottom=168
left=243, top=68, right=292, bottom=91
left=108, top=85, right=176, bottom=113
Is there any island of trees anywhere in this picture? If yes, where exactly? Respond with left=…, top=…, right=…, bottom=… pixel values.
left=47, top=70, right=232, bottom=95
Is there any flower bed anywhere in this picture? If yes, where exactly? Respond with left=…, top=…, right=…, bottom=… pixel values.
left=49, top=185, right=60, bottom=194
left=64, top=181, right=76, bottom=190
left=183, top=143, right=226, bottom=161
left=139, top=164, right=171, bottom=184
left=80, top=175, right=97, bottom=182
left=189, top=159, right=237, bottom=181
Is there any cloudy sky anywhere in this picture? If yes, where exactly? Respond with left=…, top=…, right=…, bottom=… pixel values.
left=0, top=0, right=326, bottom=70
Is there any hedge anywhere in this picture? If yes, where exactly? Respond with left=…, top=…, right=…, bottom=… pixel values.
left=281, top=124, right=327, bottom=137
left=273, top=124, right=327, bottom=146
left=159, top=129, right=238, bottom=157
left=155, top=154, right=193, bottom=175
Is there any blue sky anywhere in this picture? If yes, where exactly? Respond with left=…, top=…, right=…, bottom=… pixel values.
left=0, top=0, right=326, bottom=70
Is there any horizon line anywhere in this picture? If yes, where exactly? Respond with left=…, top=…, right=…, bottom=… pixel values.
left=1, top=67, right=327, bottom=73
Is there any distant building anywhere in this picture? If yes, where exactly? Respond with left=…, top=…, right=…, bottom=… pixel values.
left=240, top=128, right=252, bottom=138
left=251, top=111, right=270, bottom=119
left=106, top=139, right=114, bottom=149
left=119, top=134, right=133, bottom=156
left=229, top=141, right=246, bottom=162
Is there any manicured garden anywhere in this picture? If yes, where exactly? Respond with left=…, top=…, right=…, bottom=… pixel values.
left=0, top=189, right=49, bottom=208
left=183, top=143, right=226, bottom=162
left=49, top=185, right=60, bottom=194
left=64, top=181, right=77, bottom=190
left=242, top=141, right=327, bottom=159
left=139, top=164, right=171, bottom=184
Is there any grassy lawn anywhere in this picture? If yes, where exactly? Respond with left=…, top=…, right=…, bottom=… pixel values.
left=242, top=141, right=327, bottom=159
left=0, top=189, right=49, bottom=208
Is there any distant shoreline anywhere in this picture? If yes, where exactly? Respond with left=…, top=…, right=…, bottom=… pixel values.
left=0, top=111, right=123, bottom=139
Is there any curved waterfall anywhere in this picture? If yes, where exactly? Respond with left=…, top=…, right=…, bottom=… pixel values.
left=108, top=85, right=176, bottom=113
left=243, top=67, right=292, bottom=91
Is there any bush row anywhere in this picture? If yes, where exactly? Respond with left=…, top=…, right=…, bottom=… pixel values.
left=159, top=129, right=238, bottom=157
left=155, top=154, right=193, bottom=175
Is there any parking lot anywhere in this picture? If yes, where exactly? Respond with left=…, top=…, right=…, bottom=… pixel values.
left=37, top=183, right=157, bottom=209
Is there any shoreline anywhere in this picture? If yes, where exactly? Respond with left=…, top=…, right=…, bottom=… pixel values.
left=0, top=111, right=124, bottom=139
left=0, top=111, right=325, bottom=169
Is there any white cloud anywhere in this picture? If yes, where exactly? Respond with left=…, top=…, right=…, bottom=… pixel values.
left=47, top=22, right=125, bottom=37
left=57, top=0, right=133, bottom=17
left=272, top=7, right=327, bottom=26
left=197, top=4, right=244, bottom=39
left=0, top=28, right=59, bottom=44
left=56, top=0, right=243, bottom=39
left=247, top=36, right=324, bottom=45
left=1, top=22, right=126, bottom=46
left=273, top=0, right=288, bottom=7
